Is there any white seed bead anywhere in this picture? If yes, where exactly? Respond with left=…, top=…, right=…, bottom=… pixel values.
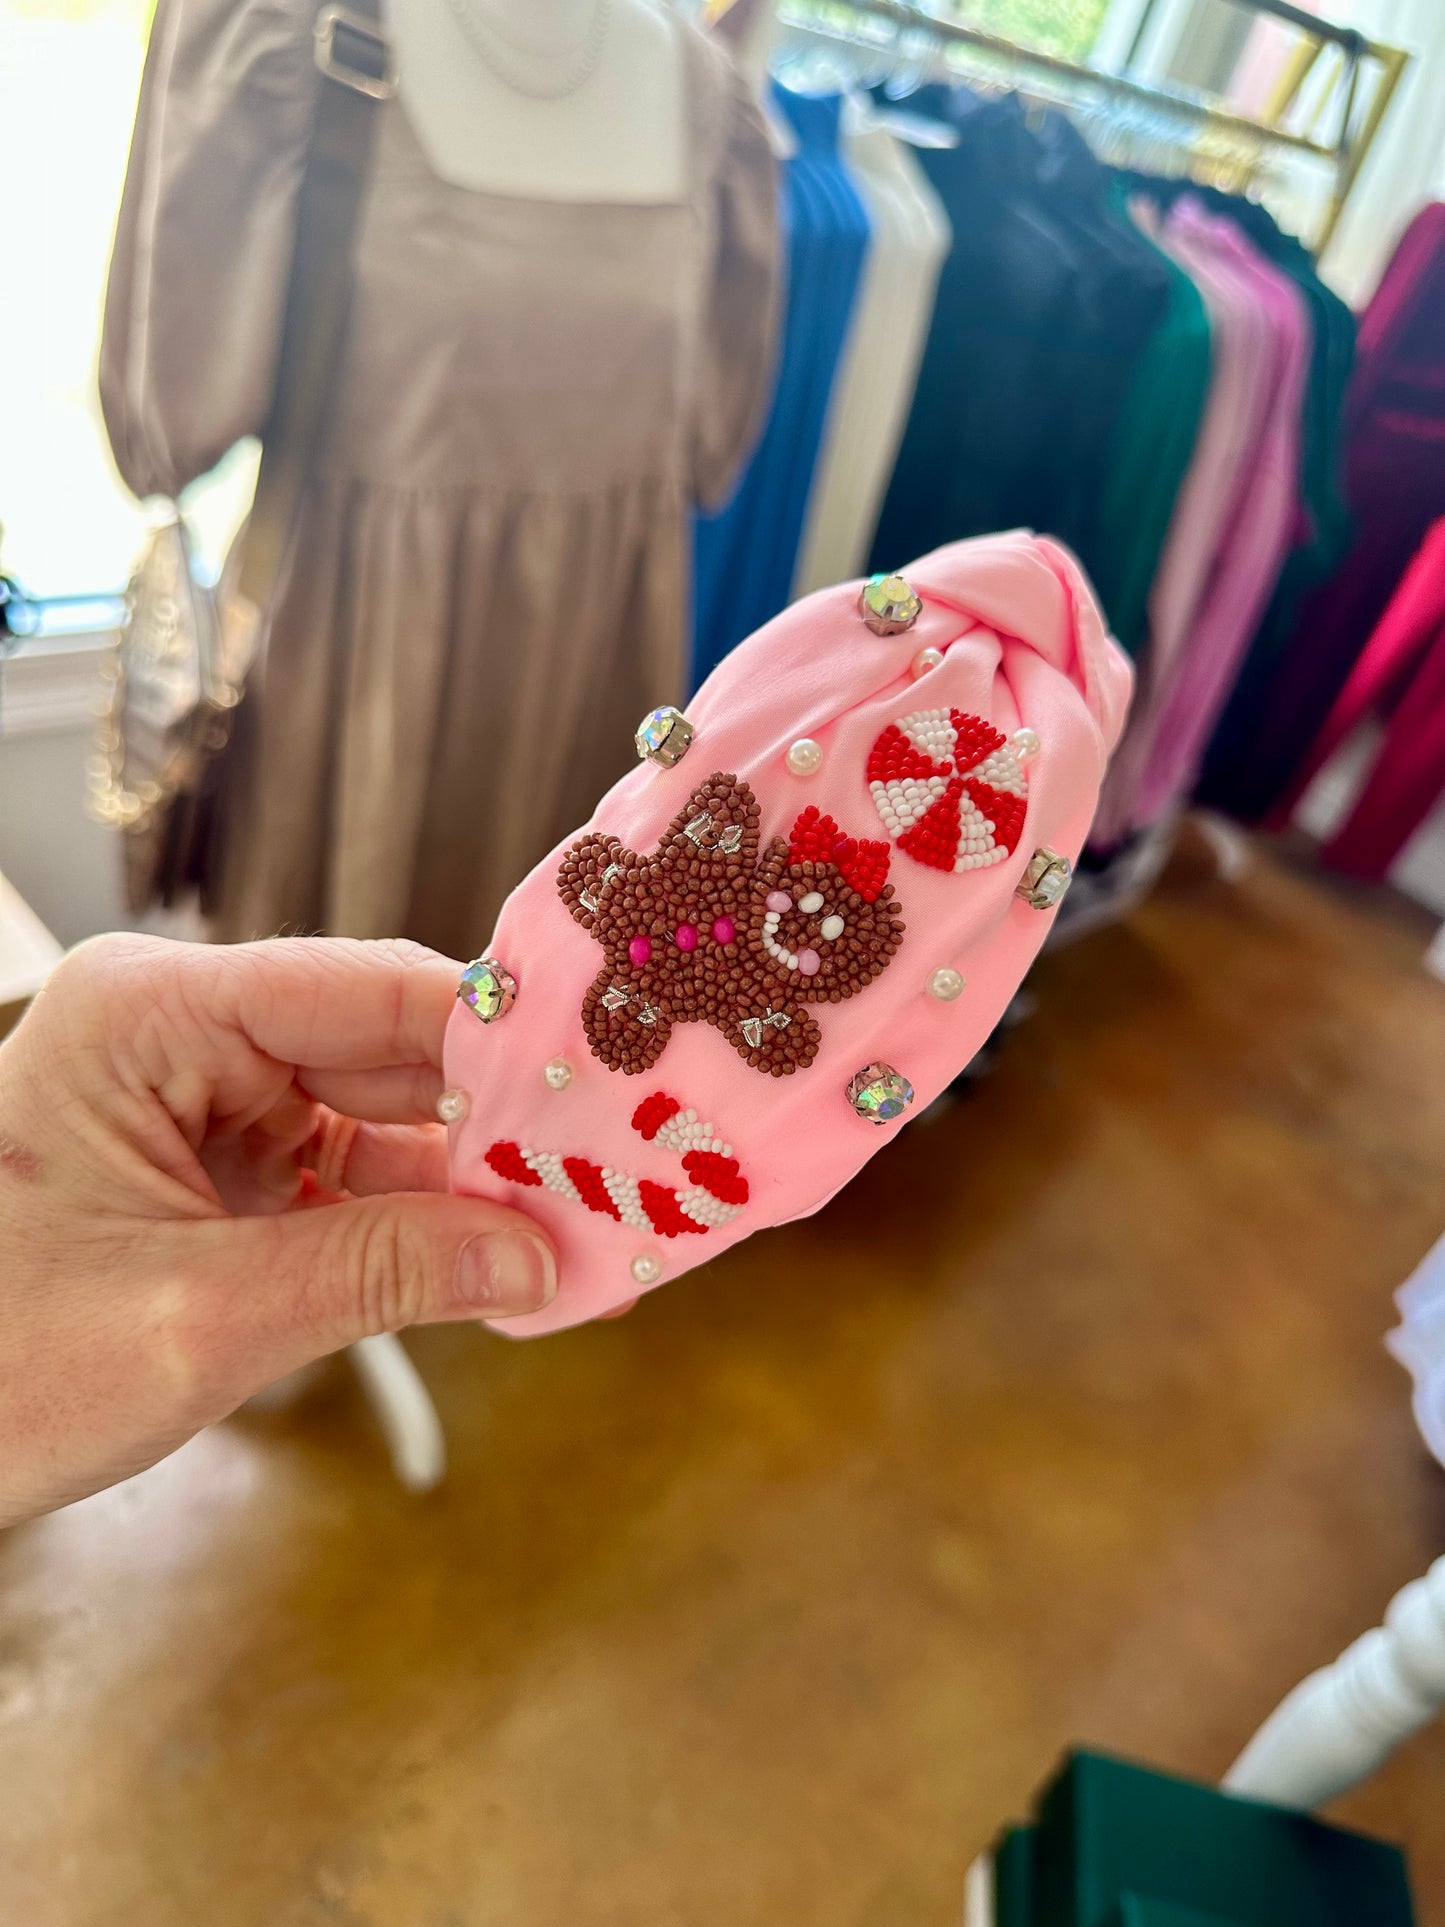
left=436, top=1087, right=471, bottom=1124
left=928, top=967, right=966, bottom=1002
left=1012, top=726, right=1041, bottom=760
left=631, top=1252, right=662, bottom=1286
left=543, top=1057, right=573, bottom=1091
left=785, top=737, right=824, bottom=777
left=911, top=646, right=944, bottom=678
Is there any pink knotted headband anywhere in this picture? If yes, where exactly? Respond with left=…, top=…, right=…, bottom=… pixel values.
left=444, top=533, right=1132, bottom=1333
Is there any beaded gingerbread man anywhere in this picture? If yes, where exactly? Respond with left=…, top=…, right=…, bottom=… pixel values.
left=558, top=773, right=906, bottom=1077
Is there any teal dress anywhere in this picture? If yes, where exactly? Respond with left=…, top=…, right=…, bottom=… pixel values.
left=1087, top=185, right=1213, bottom=660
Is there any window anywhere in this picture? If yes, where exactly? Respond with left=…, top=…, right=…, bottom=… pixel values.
left=1, top=0, right=250, bottom=617
left=3, top=0, right=150, bottom=603
left=951, top=0, right=1114, bottom=62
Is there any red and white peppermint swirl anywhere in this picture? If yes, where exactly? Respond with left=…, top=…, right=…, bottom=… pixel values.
left=866, top=708, right=1031, bottom=874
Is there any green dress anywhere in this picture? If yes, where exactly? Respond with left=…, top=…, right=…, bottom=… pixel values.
left=1087, top=185, right=1213, bottom=661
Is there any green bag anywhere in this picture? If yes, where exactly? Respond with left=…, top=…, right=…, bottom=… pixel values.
left=992, top=1752, right=1414, bottom=1927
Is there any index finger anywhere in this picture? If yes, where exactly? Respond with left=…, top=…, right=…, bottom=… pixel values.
left=215, top=937, right=466, bottom=1074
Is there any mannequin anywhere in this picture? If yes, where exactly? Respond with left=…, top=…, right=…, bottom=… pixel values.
left=102, top=0, right=782, bottom=953
left=386, top=0, right=687, bottom=202
left=710, top=0, right=794, bottom=157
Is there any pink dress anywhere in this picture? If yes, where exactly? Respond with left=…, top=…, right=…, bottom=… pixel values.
left=1134, top=210, right=1307, bottom=824
left=1092, top=198, right=1305, bottom=843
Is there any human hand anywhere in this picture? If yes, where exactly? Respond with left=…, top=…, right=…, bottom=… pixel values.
left=0, top=935, right=557, bottom=1525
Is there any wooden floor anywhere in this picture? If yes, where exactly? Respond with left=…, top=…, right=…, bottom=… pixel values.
left=3, top=837, right=1445, bottom=1927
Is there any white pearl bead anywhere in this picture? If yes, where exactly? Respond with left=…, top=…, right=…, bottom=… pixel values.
left=631, top=1252, right=662, bottom=1286
left=436, top=1087, right=471, bottom=1124
left=911, top=645, right=944, bottom=678
left=1012, top=726, right=1041, bottom=760
left=820, top=914, right=845, bottom=941
left=786, top=738, right=823, bottom=776
left=798, top=890, right=825, bottom=913
left=927, top=967, right=966, bottom=1002
left=543, top=1057, right=573, bottom=1091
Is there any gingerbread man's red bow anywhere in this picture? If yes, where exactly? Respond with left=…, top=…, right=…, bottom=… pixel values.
left=788, top=806, right=892, bottom=905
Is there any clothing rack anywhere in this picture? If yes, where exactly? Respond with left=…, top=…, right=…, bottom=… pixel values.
left=779, top=0, right=1408, bottom=248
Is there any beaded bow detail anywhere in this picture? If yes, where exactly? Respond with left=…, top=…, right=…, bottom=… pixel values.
left=867, top=708, right=1029, bottom=873
left=557, top=773, right=905, bottom=1077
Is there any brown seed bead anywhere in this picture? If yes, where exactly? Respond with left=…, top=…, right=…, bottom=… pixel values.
left=556, top=773, right=905, bottom=1076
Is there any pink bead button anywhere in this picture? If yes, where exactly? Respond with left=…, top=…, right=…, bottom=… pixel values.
left=766, top=892, right=792, bottom=914
left=675, top=924, right=698, bottom=952
left=628, top=935, right=652, bottom=968
left=712, top=916, right=736, bottom=944
left=798, top=948, right=821, bottom=976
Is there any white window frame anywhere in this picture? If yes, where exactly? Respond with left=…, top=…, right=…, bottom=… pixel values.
left=0, top=631, right=114, bottom=739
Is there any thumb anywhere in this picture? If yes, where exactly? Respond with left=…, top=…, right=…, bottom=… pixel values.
left=178, top=1192, right=557, bottom=1395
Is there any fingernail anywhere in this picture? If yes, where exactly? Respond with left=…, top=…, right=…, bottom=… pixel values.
left=457, top=1232, right=556, bottom=1316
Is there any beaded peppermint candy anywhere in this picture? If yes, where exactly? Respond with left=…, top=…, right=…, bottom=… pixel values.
left=557, top=772, right=905, bottom=1077
left=485, top=1093, right=749, bottom=1240
left=866, top=709, right=1031, bottom=874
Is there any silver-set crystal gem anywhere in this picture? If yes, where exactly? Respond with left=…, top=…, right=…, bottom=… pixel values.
left=458, top=957, right=517, bottom=1023
left=858, top=572, right=923, bottom=635
left=635, top=706, right=695, bottom=768
left=1015, top=848, right=1073, bottom=910
left=846, top=1062, right=915, bottom=1124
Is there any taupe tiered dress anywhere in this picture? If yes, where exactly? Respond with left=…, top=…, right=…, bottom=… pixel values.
left=101, top=0, right=779, bottom=954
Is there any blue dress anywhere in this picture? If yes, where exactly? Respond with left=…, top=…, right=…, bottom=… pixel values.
left=690, top=86, right=871, bottom=690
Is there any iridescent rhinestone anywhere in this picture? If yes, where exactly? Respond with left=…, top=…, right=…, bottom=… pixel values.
left=1015, top=848, right=1073, bottom=910
left=858, top=572, right=923, bottom=635
left=846, top=1062, right=915, bottom=1124
left=458, top=957, right=517, bottom=1024
left=635, top=706, right=694, bottom=768
left=436, top=1087, right=470, bottom=1124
